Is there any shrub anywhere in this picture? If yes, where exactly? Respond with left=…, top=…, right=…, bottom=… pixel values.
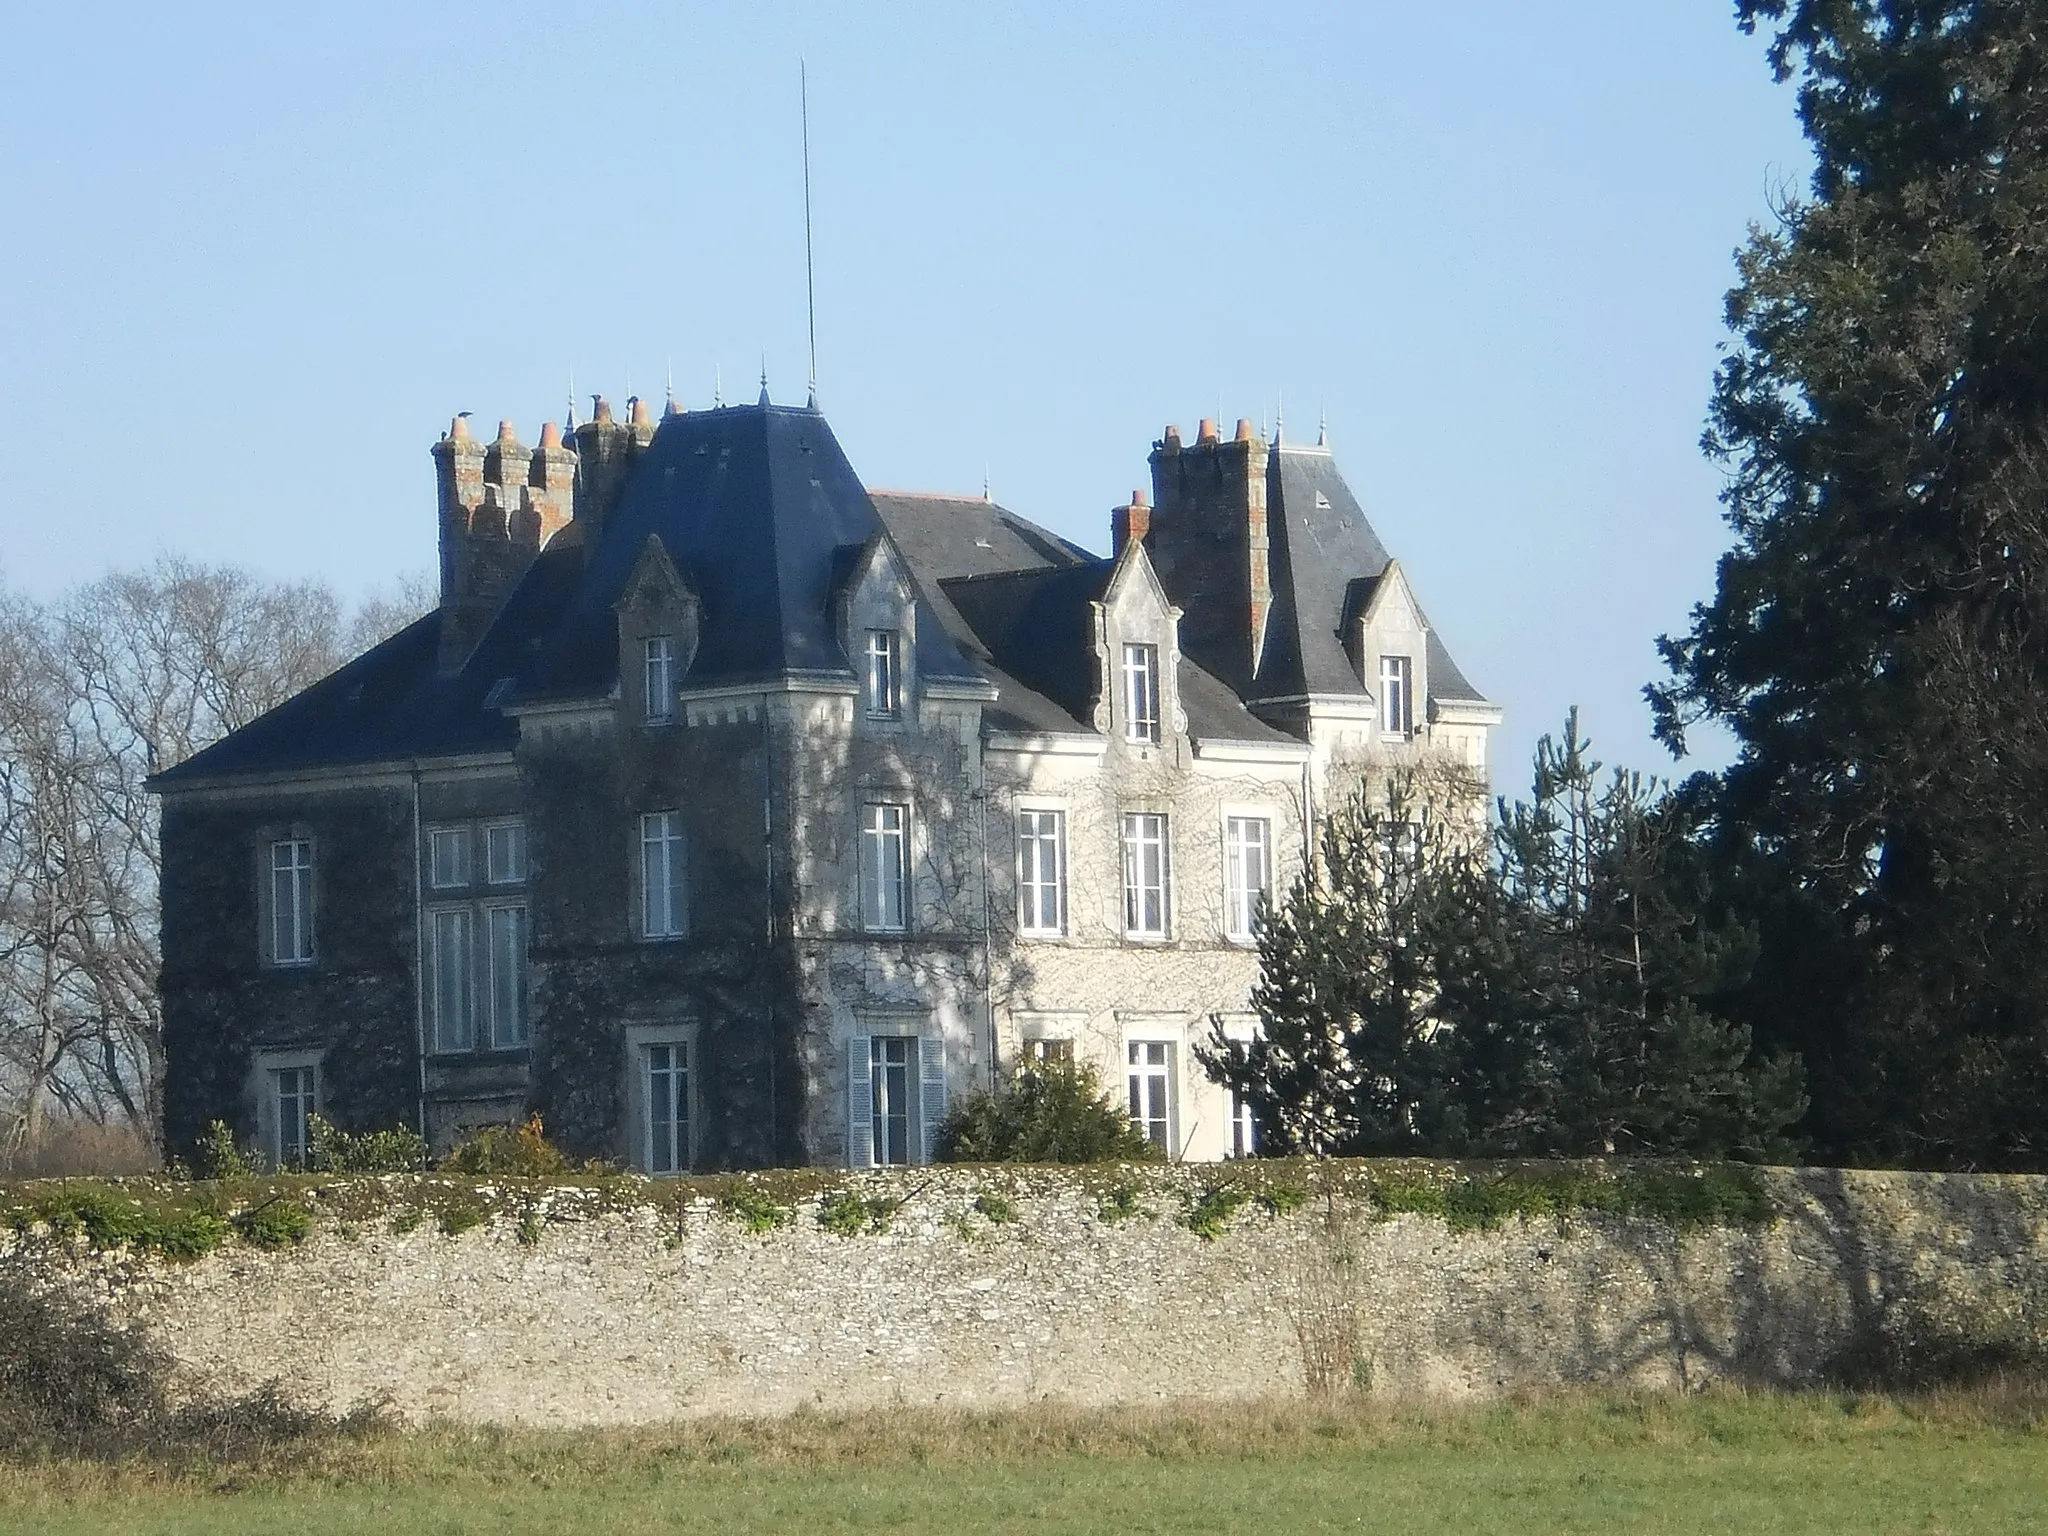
left=191, top=1119, right=256, bottom=1180
left=718, top=1185, right=792, bottom=1234
left=234, top=1199, right=313, bottom=1250
left=440, top=1114, right=566, bottom=1177
left=936, top=1060, right=1161, bottom=1164
left=817, top=1190, right=899, bottom=1237
left=0, top=1256, right=373, bottom=1461
left=307, top=1115, right=429, bottom=1174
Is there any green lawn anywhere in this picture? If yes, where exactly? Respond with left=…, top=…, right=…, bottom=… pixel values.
left=4, top=1391, right=2045, bottom=1534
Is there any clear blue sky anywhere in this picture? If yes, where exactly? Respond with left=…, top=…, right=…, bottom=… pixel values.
left=0, top=2, right=1808, bottom=787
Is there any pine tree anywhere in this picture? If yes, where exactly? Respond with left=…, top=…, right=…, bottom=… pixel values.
left=1197, top=776, right=1464, bottom=1156
left=1651, top=2, right=2048, bottom=1165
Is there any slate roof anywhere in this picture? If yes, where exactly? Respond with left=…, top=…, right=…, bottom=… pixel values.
left=152, top=409, right=1473, bottom=789
left=1254, top=444, right=1489, bottom=708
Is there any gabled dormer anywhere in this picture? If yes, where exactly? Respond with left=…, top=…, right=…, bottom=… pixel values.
left=615, top=534, right=700, bottom=726
left=1342, top=559, right=1430, bottom=741
left=837, top=533, right=919, bottom=724
left=1091, top=538, right=1185, bottom=752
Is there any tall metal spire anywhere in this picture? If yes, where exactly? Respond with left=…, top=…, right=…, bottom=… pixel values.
left=714, top=364, right=724, bottom=408
left=1317, top=402, right=1328, bottom=448
left=802, top=58, right=819, bottom=409
left=759, top=355, right=771, bottom=406
left=566, top=369, right=576, bottom=430
left=665, top=357, right=674, bottom=412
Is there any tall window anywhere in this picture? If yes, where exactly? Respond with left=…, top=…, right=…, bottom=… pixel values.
left=1121, top=812, right=1170, bottom=937
left=485, top=821, right=527, bottom=884
left=1127, top=1041, right=1173, bottom=1151
left=267, top=839, right=314, bottom=965
left=429, top=906, right=476, bottom=1052
left=1224, top=816, right=1272, bottom=943
left=645, top=1041, right=691, bottom=1175
left=644, top=634, right=676, bottom=722
left=428, top=826, right=472, bottom=889
left=273, top=1065, right=316, bottom=1168
left=1231, top=1089, right=1257, bottom=1158
left=870, top=1036, right=912, bottom=1165
left=640, top=811, right=687, bottom=939
left=486, top=904, right=528, bottom=1047
left=863, top=629, right=901, bottom=718
left=1122, top=643, right=1160, bottom=743
left=1380, top=653, right=1412, bottom=735
left=1016, top=809, right=1065, bottom=936
left=861, top=802, right=909, bottom=932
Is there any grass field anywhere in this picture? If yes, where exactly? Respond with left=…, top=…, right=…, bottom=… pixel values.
left=3, top=1389, right=2045, bottom=1534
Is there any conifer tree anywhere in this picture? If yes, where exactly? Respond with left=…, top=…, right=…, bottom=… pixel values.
left=1652, top=2, right=2048, bottom=1165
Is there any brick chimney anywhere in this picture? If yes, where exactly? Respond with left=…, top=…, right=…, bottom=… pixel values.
left=1142, top=415, right=1272, bottom=694
left=572, top=396, right=635, bottom=543
left=434, top=417, right=549, bottom=672
left=1111, top=489, right=1151, bottom=557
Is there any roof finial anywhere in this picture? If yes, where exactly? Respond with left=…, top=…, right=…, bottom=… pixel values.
left=665, top=357, right=674, bottom=412
left=714, top=364, right=724, bottom=409
left=1275, top=390, right=1285, bottom=447
left=1317, top=401, right=1328, bottom=448
left=802, top=58, right=820, bottom=415
left=566, top=369, right=576, bottom=430
left=759, top=354, right=771, bottom=406
left=982, top=465, right=992, bottom=503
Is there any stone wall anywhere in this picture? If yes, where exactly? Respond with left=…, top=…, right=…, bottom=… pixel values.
left=14, top=1163, right=2048, bottom=1427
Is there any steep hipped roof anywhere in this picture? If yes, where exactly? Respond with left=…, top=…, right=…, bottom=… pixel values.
left=1255, top=444, right=1489, bottom=708
left=523, top=406, right=982, bottom=699
left=155, top=406, right=984, bottom=786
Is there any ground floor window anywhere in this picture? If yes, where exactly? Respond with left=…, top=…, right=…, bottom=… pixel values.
left=1022, top=1037, right=1075, bottom=1067
left=644, top=1041, right=691, bottom=1175
left=1230, top=1089, right=1257, bottom=1158
left=871, top=1036, right=913, bottom=1165
left=848, top=1031, right=947, bottom=1168
left=1127, top=1040, right=1174, bottom=1152
left=272, top=1064, right=317, bottom=1168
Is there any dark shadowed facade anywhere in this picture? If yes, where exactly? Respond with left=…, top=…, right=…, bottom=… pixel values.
left=152, top=401, right=1497, bottom=1170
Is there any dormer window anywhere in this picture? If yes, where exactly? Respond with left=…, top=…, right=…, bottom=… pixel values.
left=1122, top=643, right=1160, bottom=743
left=864, top=629, right=901, bottom=718
left=1380, top=653, right=1412, bottom=735
left=644, top=635, right=675, bottom=722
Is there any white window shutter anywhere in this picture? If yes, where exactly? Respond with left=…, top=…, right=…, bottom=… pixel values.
left=846, top=1036, right=874, bottom=1169
left=918, top=1034, right=949, bottom=1165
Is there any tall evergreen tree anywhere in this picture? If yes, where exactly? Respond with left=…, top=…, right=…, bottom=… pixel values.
left=1651, top=3, right=2048, bottom=1166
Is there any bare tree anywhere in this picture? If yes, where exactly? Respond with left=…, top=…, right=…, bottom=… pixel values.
left=0, top=559, right=427, bottom=1162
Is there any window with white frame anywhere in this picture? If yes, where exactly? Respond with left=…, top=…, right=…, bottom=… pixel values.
left=266, top=838, right=315, bottom=965
left=1223, top=816, right=1272, bottom=943
left=1022, top=1037, right=1074, bottom=1066
left=639, top=810, right=687, bottom=940
left=863, top=628, right=901, bottom=718
left=1121, top=812, right=1171, bottom=937
left=272, top=1063, right=317, bottom=1168
left=1380, top=653, right=1413, bottom=735
left=847, top=1029, right=945, bottom=1168
left=1016, top=808, right=1065, bottom=936
left=861, top=802, right=909, bottom=932
left=1230, top=1089, right=1258, bottom=1158
left=869, top=1035, right=913, bottom=1165
left=1127, top=1040, right=1174, bottom=1151
left=428, top=906, right=476, bottom=1052
left=424, top=817, right=529, bottom=1055
left=643, top=1040, right=692, bottom=1174
left=1122, top=643, right=1160, bottom=743
left=428, top=825, right=473, bottom=889
left=485, top=903, right=528, bottom=1048
left=485, top=820, right=527, bottom=884
left=644, top=634, right=676, bottom=722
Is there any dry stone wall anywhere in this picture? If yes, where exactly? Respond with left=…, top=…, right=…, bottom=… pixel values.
left=12, top=1164, right=2048, bottom=1427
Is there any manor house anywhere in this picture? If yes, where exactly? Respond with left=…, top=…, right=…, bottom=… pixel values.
left=151, top=394, right=1498, bottom=1170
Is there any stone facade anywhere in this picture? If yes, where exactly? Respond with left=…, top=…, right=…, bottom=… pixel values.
left=152, top=400, right=1499, bottom=1172
left=15, top=1164, right=2048, bottom=1425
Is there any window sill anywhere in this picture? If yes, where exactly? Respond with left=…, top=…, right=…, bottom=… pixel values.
left=1121, top=932, right=1174, bottom=946
left=428, top=1046, right=532, bottom=1065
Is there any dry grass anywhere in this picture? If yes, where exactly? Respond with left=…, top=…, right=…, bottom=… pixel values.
left=6, top=1389, right=2048, bottom=1534
left=1, top=1119, right=157, bottom=1178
